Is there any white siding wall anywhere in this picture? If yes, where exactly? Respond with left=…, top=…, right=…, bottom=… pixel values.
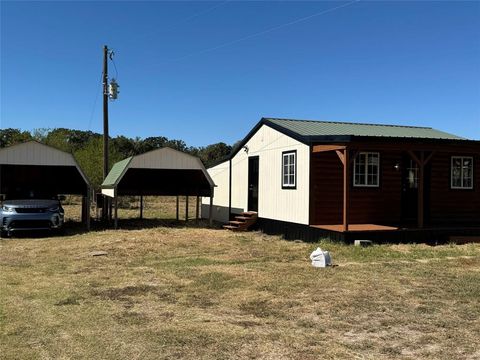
left=203, top=124, right=310, bottom=225
left=201, top=161, right=230, bottom=222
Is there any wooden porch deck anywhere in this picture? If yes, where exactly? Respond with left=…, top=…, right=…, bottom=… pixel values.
left=311, top=224, right=399, bottom=232
left=311, top=223, right=480, bottom=233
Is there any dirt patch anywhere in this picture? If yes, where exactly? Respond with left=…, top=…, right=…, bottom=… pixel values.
left=91, top=284, right=176, bottom=303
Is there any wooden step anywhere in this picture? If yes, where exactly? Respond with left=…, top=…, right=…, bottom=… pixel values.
left=229, top=221, right=244, bottom=225
left=223, top=225, right=240, bottom=230
left=224, top=212, right=258, bottom=232
left=235, top=216, right=251, bottom=221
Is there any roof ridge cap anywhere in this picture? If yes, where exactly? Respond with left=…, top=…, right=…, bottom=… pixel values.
left=264, top=117, right=433, bottom=130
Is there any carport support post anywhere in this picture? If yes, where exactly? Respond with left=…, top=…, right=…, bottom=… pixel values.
left=139, top=195, right=143, bottom=220
left=176, top=196, right=179, bottom=221
left=84, top=190, right=91, bottom=231
left=109, top=200, right=113, bottom=223
left=195, top=196, right=200, bottom=222
left=114, top=196, right=118, bottom=229
left=86, top=188, right=91, bottom=231
left=185, top=196, right=189, bottom=222
left=209, top=194, right=213, bottom=227
left=81, top=196, right=86, bottom=224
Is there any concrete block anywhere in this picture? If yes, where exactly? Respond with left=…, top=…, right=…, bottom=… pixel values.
left=354, top=240, right=372, bottom=247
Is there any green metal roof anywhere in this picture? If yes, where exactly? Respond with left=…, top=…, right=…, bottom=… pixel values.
left=264, top=118, right=465, bottom=140
left=101, top=157, right=132, bottom=187
left=208, top=117, right=472, bottom=168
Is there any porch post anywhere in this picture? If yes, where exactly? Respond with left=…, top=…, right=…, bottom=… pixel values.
left=418, top=151, right=425, bottom=228
left=343, top=148, right=350, bottom=232
left=185, top=196, right=189, bottom=222
left=139, top=195, right=143, bottom=220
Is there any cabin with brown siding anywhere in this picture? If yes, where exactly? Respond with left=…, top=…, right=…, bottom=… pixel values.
left=202, top=118, right=480, bottom=242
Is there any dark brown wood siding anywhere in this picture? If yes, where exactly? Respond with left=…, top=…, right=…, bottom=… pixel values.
left=311, top=150, right=402, bottom=225
left=310, top=151, right=343, bottom=225
left=349, top=151, right=402, bottom=224
left=429, top=152, right=480, bottom=224
left=310, top=142, right=480, bottom=227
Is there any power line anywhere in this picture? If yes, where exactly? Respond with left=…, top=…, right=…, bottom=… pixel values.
left=157, top=0, right=361, bottom=65
left=111, top=56, right=119, bottom=80
left=87, top=72, right=103, bottom=131
left=126, top=0, right=232, bottom=44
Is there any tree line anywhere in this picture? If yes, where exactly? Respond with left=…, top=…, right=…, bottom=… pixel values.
left=0, top=128, right=232, bottom=189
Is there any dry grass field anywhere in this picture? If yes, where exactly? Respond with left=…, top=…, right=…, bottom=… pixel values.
left=1, top=197, right=479, bottom=359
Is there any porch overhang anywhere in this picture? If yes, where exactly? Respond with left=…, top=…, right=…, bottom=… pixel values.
left=310, top=142, right=455, bottom=231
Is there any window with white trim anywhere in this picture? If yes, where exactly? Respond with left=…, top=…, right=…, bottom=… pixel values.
left=282, top=151, right=296, bottom=188
left=451, top=156, right=473, bottom=189
left=354, top=152, right=380, bottom=187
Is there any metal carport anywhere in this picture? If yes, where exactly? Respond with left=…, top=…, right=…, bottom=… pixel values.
left=101, top=147, right=215, bottom=228
left=0, top=141, right=92, bottom=230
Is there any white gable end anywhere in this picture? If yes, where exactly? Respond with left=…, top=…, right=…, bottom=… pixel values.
left=130, top=147, right=203, bottom=170
left=203, top=124, right=310, bottom=225
left=0, top=141, right=78, bottom=167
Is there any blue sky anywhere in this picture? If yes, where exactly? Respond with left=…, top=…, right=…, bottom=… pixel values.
left=1, top=1, right=479, bottom=146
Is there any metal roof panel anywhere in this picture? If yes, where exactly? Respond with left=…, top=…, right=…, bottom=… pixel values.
left=264, top=118, right=466, bottom=140
left=101, top=157, right=132, bottom=187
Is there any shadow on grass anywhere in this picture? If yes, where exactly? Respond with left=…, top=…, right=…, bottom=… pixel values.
left=2, top=218, right=224, bottom=239
left=105, top=217, right=224, bottom=231
left=2, top=220, right=90, bottom=239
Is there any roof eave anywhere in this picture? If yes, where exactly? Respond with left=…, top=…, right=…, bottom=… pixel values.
left=347, top=135, right=479, bottom=144
left=310, top=135, right=479, bottom=145
left=208, top=118, right=311, bottom=169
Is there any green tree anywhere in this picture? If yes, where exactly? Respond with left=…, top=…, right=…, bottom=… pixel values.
left=74, top=137, right=122, bottom=190
left=141, top=136, right=169, bottom=153
left=45, top=128, right=100, bottom=153
left=112, top=135, right=138, bottom=158
left=0, top=128, right=32, bottom=148
left=196, top=142, right=232, bottom=167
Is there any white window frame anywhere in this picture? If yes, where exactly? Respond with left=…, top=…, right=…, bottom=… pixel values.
left=282, top=151, right=296, bottom=189
left=353, top=152, right=380, bottom=187
left=451, top=156, right=474, bottom=190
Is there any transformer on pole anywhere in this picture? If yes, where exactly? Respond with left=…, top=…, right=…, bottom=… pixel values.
left=109, top=78, right=120, bottom=100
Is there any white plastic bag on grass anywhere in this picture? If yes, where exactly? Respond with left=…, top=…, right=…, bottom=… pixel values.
left=310, top=247, right=332, bottom=268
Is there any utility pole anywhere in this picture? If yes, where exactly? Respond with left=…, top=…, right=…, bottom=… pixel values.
left=103, top=45, right=109, bottom=187
left=102, top=45, right=109, bottom=221
left=101, top=45, right=120, bottom=223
